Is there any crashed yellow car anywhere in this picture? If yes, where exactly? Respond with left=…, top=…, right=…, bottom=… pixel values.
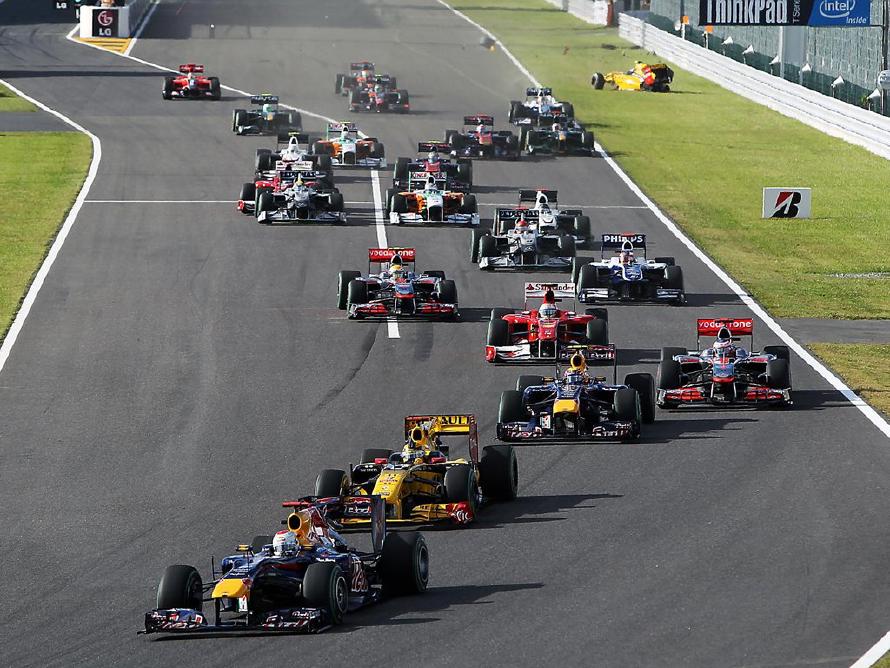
left=313, top=414, right=518, bottom=527
left=591, top=62, right=674, bottom=92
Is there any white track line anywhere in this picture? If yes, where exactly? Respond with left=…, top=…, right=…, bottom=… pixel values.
left=436, top=0, right=890, bottom=441
left=123, top=0, right=160, bottom=57
left=851, top=631, right=890, bottom=668
left=370, top=170, right=399, bottom=339
left=479, top=202, right=647, bottom=209
left=0, top=79, right=101, bottom=376
left=85, top=199, right=232, bottom=203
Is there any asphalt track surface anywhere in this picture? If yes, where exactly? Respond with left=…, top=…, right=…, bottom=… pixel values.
left=1, top=1, right=890, bottom=666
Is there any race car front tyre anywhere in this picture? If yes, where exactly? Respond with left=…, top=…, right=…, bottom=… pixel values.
left=490, top=307, right=514, bottom=321
left=578, top=264, right=603, bottom=291
left=586, top=318, right=609, bottom=346
left=461, top=194, right=477, bottom=214
left=232, top=109, right=246, bottom=132
left=390, top=194, right=408, bottom=214
left=329, top=192, right=345, bottom=212
left=654, top=256, right=675, bottom=266
left=209, top=77, right=221, bottom=101
left=498, top=390, right=526, bottom=424
left=480, top=444, right=518, bottom=501
left=384, top=188, right=396, bottom=215
left=361, top=448, right=392, bottom=464
left=316, top=155, right=333, bottom=172
left=592, top=72, right=606, bottom=89
left=369, top=141, right=384, bottom=159
left=624, top=373, right=656, bottom=423
left=239, top=182, right=256, bottom=207
left=558, top=234, right=576, bottom=257
left=312, top=141, right=332, bottom=156
left=562, top=101, right=575, bottom=118
left=457, top=159, right=472, bottom=186
left=157, top=565, right=203, bottom=611
left=335, top=73, right=344, bottom=94
left=381, top=531, right=429, bottom=596
left=508, top=100, right=523, bottom=123
left=470, top=229, right=486, bottom=263
left=315, top=469, right=348, bottom=498
left=256, top=192, right=274, bottom=220
left=664, top=265, right=684, bottom=291
left=763, top=345, right=790, bottom=361
left=516, top=375, right=545, bottom=393
left=303, top=562, right=348, bottom=625
left=506, top=134, right=521, bottom=159
left=766, top=359, right=791, bottom=389
left=478, top=235, right=498, bottom=259
left=525, top=130, right=539, bottom=151
left=574, top=215, right=591, bottom=238
left=436, top=279, right=458, bottom=307
left=487, top=318, right=510, bottom=347
left=444, top=464, right=476, bottom=505
left=347, top=280, right=368, bottom=310
left=162, top=77, right=174, bottom=100
left=613, top=387, right=641, bottom=423
left=661, top=346, right=687, bottom=362
left=394, top=157, right=410, bottom=182
left=581, top=131, right=593, bottom=151
left=288, top=111, right=302, bottom=129
left=585, top=307, right=608, bottom=322
left=657, top=360, right=683, bottom=390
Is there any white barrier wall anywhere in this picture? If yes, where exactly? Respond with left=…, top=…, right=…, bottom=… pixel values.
left=79, top=0, right=151, bottom=38
left=618, top=14, right=890, bottom=161
left=543, top=0, right=611, bottom=26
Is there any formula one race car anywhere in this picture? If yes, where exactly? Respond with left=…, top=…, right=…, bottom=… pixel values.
left=491, top=190, right=590, bottom=246
left=393, top=142, right=473, bottom=193
left=443, top=115, right=521, bottom=160
left=162, top=64, right=221, bottom=100
left=348, top=77, right=410, bottom=114
left=524, top=117, right=594, bottom=156
left=313, top=414, right=517, bottom=527
left=310, top=122, right=386, bottom=168
left=573, top=233, right=685, bottom=305
left=497, top=353, right=655, bottom=443
left=238, top=147, right=334, bottom=216
left=385, top=175, right=479, bottom=226
left=485, top=282, right=614, bottom=365
left=141, top=497, right=428, bottom=635
left=508, top=87, right=574, bottom=126
left=254, top=174, right=346, bottom=224
left=254, top=133, right=334, bottom=175
left=657, top=318, right=792, bottom=408
left=335, top=62, right=389, bottom=95
left=471, top=212, right=576, bottom=271
left=591, top=62, right=674, bottom=92
left=232, top=94, right=302, bottom=135
left=338, top=248, right=458, bottom=320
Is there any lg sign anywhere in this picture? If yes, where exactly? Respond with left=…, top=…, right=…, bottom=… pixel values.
left=91, top=7, right=118, bottom=37
left=762, top=187, right=812, bottom=219
left=97, top=10, right=114, bottom=26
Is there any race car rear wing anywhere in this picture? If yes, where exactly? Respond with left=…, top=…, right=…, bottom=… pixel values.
left=418, top=141, right=451, bottom=154
left=368, top=247, right=416, bottom=272
left=526, top=87, right=552, bottom=96
left=327, top=121, right=358, bottom=133
left=524, top=282, right=576, bottom=310
left=276, top=130, right=310, bottom=146
left=696, top=317, right=755, bottom=349
left=558, top=344, right=618, bottom=383
left=404, top=414, right=479, bottom=463
left=463, top=115, right=494, bottom=126
left=600, top=233, right=647, bottom=258
left=350, top=61, right=375, bottom=71
left=250, top=94, right=278, bottom=105
left=519, top=189, right=558, bottom=205
left=179, top=64, right=204, bottom=73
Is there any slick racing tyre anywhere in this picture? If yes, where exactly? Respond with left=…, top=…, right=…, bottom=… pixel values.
left=763, top=345, right=790, bottom=361
left=624, top=373, right=656, bottom=424
left=256, top=191, right=275, bottom=221
left=303, top=562, right=348, bottom=624
left=209, top=77, right=221, bottom=101
left=457, top=159, right=472, bottom=186
left=329, top=192, right=345, bottom=212
left=562, top=101, right=575, bottom=118
left=661, top=347, right=686, bottom=362
left=390, top=194, right=408, bottom=215
left=487, top=318, right=510, bottom=346
left=162, top=77, right=174, bottom=100
left=381, top=531, right=429, bottom=595
left=480, top=444, right=518, bottom=501
left=461, top=194, right=478, bottom=215
left=232, top=109, right=247, bottom=132
left=335, top=73, right=344, bottom=94
left=369, top=141, right=385, bottom=159
left=470, top=229, right=487, bottom=263
left=558, top=234, right=576, bottom=257
left=239, top=182, right=256, bottom=211
left=586, top=318, right=609, bottom=346
left=337, top=270, right=361, bottom=309
left=478, top=235, right=498, bottom=260
left=498, top=390, right=526, bottom=424
left=394, top=157, right=410, bottom=183
left=315, top=469, right=348, bottom=497
left=657, top=360, right=683, bottom=390
left=573, top=215, right=590, bottom=238
left=516, top=375, right=545, bottom=393
left=766, top=359, right=791, bottom=389
left=384, top=188, right=396, bottom=215
left=613, top=387, right=641, bottom=422
left=591, top=72, right=606, bottom=89
left=584, top=307, right=608, bottom=322
left=347, top=279, right=368, bottom=310
left=157, top=565, right=203, bottom=611
left=664, top=265, right=684, bottom=291
left=436, top=279, right=458, bottom=306
left=361, top=448, right=392, bottom=463
left=444, top=464, right=477, bottom=509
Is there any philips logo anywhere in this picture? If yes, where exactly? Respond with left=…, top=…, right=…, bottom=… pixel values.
left=819, top=0, right=854, bottom=17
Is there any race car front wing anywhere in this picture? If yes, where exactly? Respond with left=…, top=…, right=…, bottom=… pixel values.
left=142, top=606, right=330, bottom=635
left=390, top=212, right=479, bottom=226
left=479, top=255, right=572, bottom=270
left=257, top=209, right=347, bottom=224
left=485, top=342, right=616, bottom=364
left=496, top=419, right=637, bottom=442
left=656, top=385, right=792, bottom=407
left=579, top=286, right=685, bottom=304
left=347, top=300, right=458, bottom=319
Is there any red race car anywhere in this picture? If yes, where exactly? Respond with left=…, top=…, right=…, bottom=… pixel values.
left=162, top=64, right=221, bottom=101
left=485, top=282, right=614, bottom=364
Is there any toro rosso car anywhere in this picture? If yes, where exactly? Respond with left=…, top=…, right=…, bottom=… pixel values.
left=313, top=414, right=517, bottom=528
left=254, top=174, right=346, bottom=225
left=232, top=95, right=302, bottom=135
left=485, top=282, right=614, bottom=365
left=471, top=213, right=576, bottom=271
left=524, top=117, right=594, bottom=156
left=491, top=190, right=590, bottom=246
left=348, top=76, right=410, bottom=114
left=338, top=248, right=458, bottom=320
left=508, top=87, right=574, bottom=126
left=311, top=122, right=386, bottom=168
left=393, top=142, right=472, bottom=193
left=141, top=497, right=428, bottom=635
left=657, top=318, right=792, bottom=408
left=444, top=115, right=521, bottom=160
left=574, top=233, right=685, bottom=305
left=497, top=353, right=655, bottom=443
left=162, top=64, right=220, bottom=100
left=592, top=61, right=674, bottom=92
left=385, top=175, right=479, bottom=226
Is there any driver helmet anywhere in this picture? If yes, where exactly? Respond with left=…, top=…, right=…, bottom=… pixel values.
left=427, top=149, right=440, bottom=163
left=713, top=328, right=735, bottom=356
left=476, top=123, right=486, bottom=134
left=619, top=250, right=635, bottom=264
left=539, top=301, right=559, bottom=319
left=515, top=216, right=529, bottom=231
left=564, top=352, right=589, bottom=383
left=374, top=84, right=384, bottom=93
left=272, top=530, right=298, bottom=557
left=403, top=449, right=427, bottom=465
left=552, top=122, right=561, bottom=132
left=389, top=254, right=407, bottom=279
left=262, top=103, right=277, bottom=114
left=361, top=68, right=373, bottom=79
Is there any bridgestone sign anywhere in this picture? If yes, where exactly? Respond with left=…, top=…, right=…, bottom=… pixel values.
left=762, top=187, right=812, bottom=218
left=699, top=0, right=871, bottom=25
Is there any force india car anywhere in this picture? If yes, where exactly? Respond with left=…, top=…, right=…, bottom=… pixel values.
left=348, top=76, right=410, bottom=114
left=470, top=214, right=577, bottom=271
left=313, top=414, right=517, bottom=527
left=334, top=61, right=385, bottom=95
left=485, top=282, right=614, bottom=365
left=393, top=142, right=473, bottom=193
left=491, top=189, right=590, bottom=246
left=657, top=318, right=792, bottom=408
left=232, top=94, right=302, bottom=135
left=524, top=117, right=594, bottom=156
left=141, top=497, right=428, bottom=635
left=573, top=233, right=686, bottom=305
left=254, top=175, right=346, bottom=225
left=311, top=121, right=386, bottom=168
left=254, top=133, right=334, bottom=175
left=162, top=64, right=221, bottom=100
left=385, top=175, right=479, bottom=226
left=508, top=87, right=575, bottom=126
left=338, top=248, right=458, bottom=320
left=443, top=115, right=521, bottom=160
left=591, top=62, right=674, bottom=92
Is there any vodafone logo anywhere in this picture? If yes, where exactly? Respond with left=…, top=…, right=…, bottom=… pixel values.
left=97, top=10, right=114, bottom=27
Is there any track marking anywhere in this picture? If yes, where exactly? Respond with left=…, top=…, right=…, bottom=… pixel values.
left=436, top=0, right=890, bottom=441
left=851, top=631, right=890, bottom=668
left=85, top=199, right=232, bottom=203
left=370, top=170, right=399, bottom=339
left=0, top=79, right=101, bottom=376
left=123, top=0, right=160, bottom=57
left=479, top=202, right=647, bottom=209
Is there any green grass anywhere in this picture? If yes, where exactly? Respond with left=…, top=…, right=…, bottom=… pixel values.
left=0, top=82, right=37, bottom=112
left=0, top=132, right=92, bottom=341
left=874, top=651, right=890, bottom=668
left=450, top=0, right=890, bottom=319
left=809, top=343, right=890, bottom=417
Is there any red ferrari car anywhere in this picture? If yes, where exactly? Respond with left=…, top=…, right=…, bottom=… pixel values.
left=162, top=64, right=221, bottom=100
left=485, top=282, right=614, bottom=364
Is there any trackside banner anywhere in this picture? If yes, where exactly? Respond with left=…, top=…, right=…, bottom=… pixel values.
left=699, top=0, right=871, bottom=26
left=762, top=188, right=812, bottom=218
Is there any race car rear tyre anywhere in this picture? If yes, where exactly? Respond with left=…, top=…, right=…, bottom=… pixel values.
left=516, top=375, right=545, bottom=392
left=763, top=345, right=790, bottom=361
left=461, top=194, right=478, bottom=214
left=444, top=464, right=476, bottom=504
left=381, top=531, right=429, bottom=596
left=444, top=129, right=457, bottom=143
left=162, top=77, right=174, bottom=100
left=361, top=448, right=392, bottom=463
left=508, top=100, right=523, bottom=123
left=562, top=101, right=575, bottom=118
left=256, top=152, right=275, bottom=172
left=425, top=270, right=446, bottom=279
left=573, top=215, right=591, bottom=238
left=657, top=360, right=683, bottom=390
left=624, top=373, right=656, bottom=424
left=498, top=390, right=526, bottom=424
left=664, top=265, right=684, bottom=291
left=312, top=141, right=333, bottom=155
left=369, top=141, right=384, bottom=159
left=347, top=279, right=368, bottom=309
left=571, top=258, right=584, bottom=284
left=478, top=235, right=498, bottom=259
left=303, top=562, right=348, bottom=624
left=329, top=192, right=345, bottom=212
left=480, top=444, right=518, bottom=501
left=250, top=535, right=272, bottom=553
left=288, top=112, right=302, bottom=129
left=525, top=130, right=539, bottom=151
left=315, top=468, right=348, bottom=498
left=592, top=72, right=606, bottom=89
left=578, top=264, right=606, bottom=291
left=585, top=307, right=608, bottom=322
left=390, top=194, right=408, bottom=214
left=487, top=318, right=510, bottom=346
left=613, top=387, right=641, bottom=422
left=396, top=91, right=410, bottom=112
left=239, top=182, right=256, bottom=203
left=436, top=279, right=457, bottom=306
left=654, top=256, right=675, bottom=266
left=316, top=155, right=333, bottom=172
left=766, top=359, right=791, bottom=389
left=457, top=159, right=472, bottom=186
left=209, top=77, right=221, bottom=101
left=661, top=346, right=687, bottom=361
left=157, top=565, right=203, bottom=611
left=470, top=229, right=486, bottom=262
left=490, top=307, right=514, bottom=321
left=586, top=318, right=609, bottom=345
left=558, top=234, right=576, bottom=257
left=335, top=74, right=344, bottom=94
left=506, top=134, right=520, bottom=159
left=519, top=125, right=530, bottom=149
left=394, top=156, right=410, bottom=182
left=581, top=131, right=593, bottom=151
left=384, top=188, right=396, bottom=215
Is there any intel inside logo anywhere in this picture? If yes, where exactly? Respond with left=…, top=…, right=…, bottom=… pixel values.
left=819, top=0, right=854, bottom=18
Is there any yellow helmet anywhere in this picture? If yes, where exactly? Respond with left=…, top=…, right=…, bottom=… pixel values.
left=568, top=352, right=587, bottom=373
left=408, top=426, right=428, bottom=448
left=389, top=253, right=403, bottom=273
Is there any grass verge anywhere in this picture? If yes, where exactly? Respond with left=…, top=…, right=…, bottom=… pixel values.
left=0, top=82, right=37, bottom=112
left=809, top=343, right=890, bottom=417
left=0, top=132, right=92, bottom=342
left=449, top=0, right=890, bottom=319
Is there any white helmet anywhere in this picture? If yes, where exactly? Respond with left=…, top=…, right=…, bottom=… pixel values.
left=539, top=302, right=558, bottom=319
left=272, top=530, right=298, bottom=557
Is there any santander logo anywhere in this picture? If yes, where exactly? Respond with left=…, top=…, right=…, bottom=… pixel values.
left=819, top=0, right=854, bottom=18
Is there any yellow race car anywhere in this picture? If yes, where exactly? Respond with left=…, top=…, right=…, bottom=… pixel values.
left=591, top=62, right=674, bottom=92
left=313, top=414, right=518, bottom=527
